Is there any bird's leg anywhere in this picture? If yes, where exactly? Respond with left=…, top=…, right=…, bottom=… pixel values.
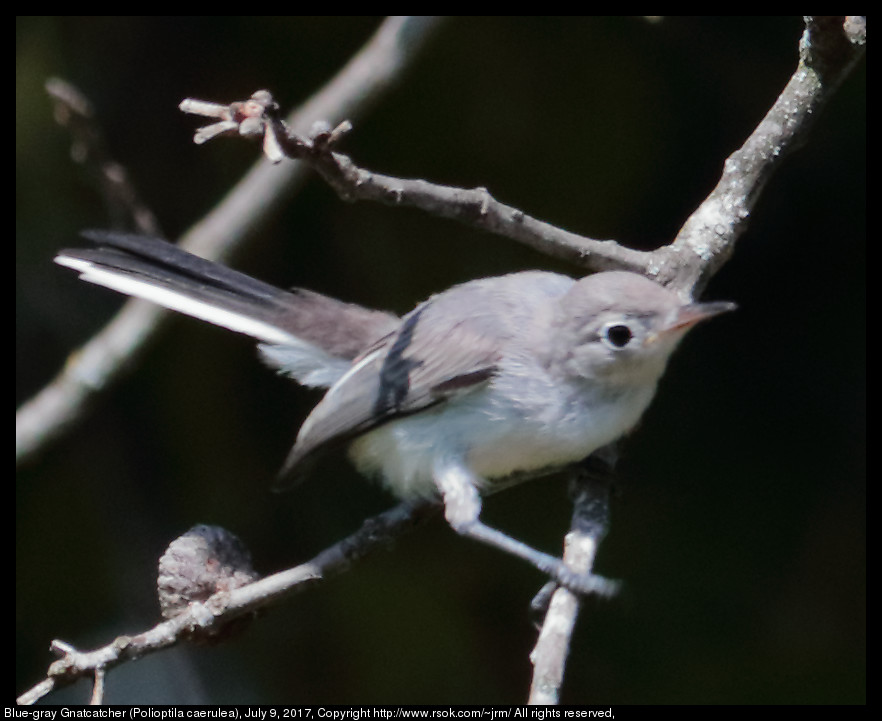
left=433, top=458, right=620, bottom=598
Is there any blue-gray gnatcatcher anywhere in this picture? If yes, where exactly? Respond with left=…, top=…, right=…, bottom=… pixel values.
left=57, top=230, right=735, bottom=595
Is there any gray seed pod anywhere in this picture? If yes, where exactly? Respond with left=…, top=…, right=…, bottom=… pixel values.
left=157, top=524, right=259, bottom=620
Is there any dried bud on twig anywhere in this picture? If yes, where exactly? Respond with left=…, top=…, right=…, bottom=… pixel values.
left=157, top=524, right=259, bottom=622
left=181, top=89, right=352, bottom=164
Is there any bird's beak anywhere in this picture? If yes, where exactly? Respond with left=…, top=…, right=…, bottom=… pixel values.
left=662, top=300, right=737, bottom=335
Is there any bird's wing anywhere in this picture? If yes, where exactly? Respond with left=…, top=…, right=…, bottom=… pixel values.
left=277, top=271, right=574, bottom=483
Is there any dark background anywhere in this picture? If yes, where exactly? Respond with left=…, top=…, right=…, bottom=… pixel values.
left=17, top=17, right=865, bottom=704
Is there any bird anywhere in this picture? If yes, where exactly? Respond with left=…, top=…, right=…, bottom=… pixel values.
left=56, top=230, right=735, bottom=595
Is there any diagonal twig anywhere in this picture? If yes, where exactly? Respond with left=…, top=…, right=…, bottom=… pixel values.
left=17, top=501, right=437, bottom=705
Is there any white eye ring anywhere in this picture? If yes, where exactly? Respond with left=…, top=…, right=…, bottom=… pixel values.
left=600, top=321, right=636, bottom=350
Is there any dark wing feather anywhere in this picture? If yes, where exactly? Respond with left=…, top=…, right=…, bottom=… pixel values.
left=60, top=231, right=399, bottom=359
left=278, top=292, right=511, bottom=480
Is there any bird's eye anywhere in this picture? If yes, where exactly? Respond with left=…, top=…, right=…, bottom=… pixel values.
left=601, top=322, right=635, bottom=349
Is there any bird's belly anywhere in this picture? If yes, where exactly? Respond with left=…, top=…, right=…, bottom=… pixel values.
left=349, top=379, right=655, bottom=500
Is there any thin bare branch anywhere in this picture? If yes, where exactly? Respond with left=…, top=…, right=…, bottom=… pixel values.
left=660, top=15, right=866, bottom=297
left=183, top=17, right=863, bottom=301
left=44, top=77, right=163, bottom=237
left=18, top=501, right=436, bottom=705
left=529, top=455, right=616, bottom=704
left=182, top=89, right=654, bottom=275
